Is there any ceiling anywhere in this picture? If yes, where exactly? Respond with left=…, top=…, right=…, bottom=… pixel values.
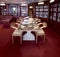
left=0, top=0, right=48, bottom=4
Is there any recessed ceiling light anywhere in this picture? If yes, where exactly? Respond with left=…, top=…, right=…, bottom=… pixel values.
left=38, top=2, right=44, bottom=5
left=50, top=0, right=54, bottom=3
left=0, top=3, right=5, bottom=6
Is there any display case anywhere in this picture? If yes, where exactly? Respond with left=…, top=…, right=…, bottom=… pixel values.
left=0, top=6, right=7, bottom=15
left=9, top=4, right=18, bottom=16
left=44, top=5, right=48, bottom=18
left=57, top=3, right=60, bottom=22
left=35, top=5, right=49, bottom=18
left=50, top=5, right=53, bottom=20
left=20, top=6, right=28, bottom=17
left=50, top=3, right=57, bottom=21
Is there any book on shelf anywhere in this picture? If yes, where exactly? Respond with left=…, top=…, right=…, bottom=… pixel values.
left=44, top=6, right=48, bottom=8
left=36, top=12, right=39, bottom=14
left=44, top=12, right=48, bottom=15
left=58, top=3, right=60, bottom=7
left=50, top=16, right=52, bottom=19
left=53, top=13, right=56, bottom=16
left=58, top=13, right=60, bottom=17
left=58, top=7, right=60, bottom=11
left=53, top=16, right=56, bottom=21
left=53, top=4, right=57, bottom=7
left=36, top=15, right=39, bottom=17
left=53, top=8, right=57, bottom=11
left=39, top=6, right=43, bottom=8
left=44, top=15, right=48, bottom=18
left=40, top=9, right=44, bottom=11
left=36, top=9, right=39, bottom=11
left=51, top=8, right=52, bottom=11
left=44, top=9, right=48, bottom=11
left=36, top=6, right=39, bottom=8
left=57, top=18, right=60, bottom=22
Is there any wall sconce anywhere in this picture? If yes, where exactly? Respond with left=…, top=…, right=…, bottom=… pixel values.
left=29, top=6, right=33, bottom=9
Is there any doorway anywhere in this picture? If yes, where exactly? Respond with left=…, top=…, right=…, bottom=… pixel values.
left=29, top=9, right=33, bottom=17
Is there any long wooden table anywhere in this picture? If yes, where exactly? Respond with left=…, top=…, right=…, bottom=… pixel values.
left=12, top=17, right=46, bottom=44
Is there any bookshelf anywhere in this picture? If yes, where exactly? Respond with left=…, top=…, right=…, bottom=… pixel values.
left=35, top=6, right=40, bottom=17
left=50, top=3, right=57, bottom=21
left=20, top=6, right=28, bottom=17
left=0, top=6, right=7, bottom=15
left=44, top=5, right=48, bottom=18
left=50, top=5, right=52, bottom=19
left=53, top=3, right=57, bottom=21
left=57, top=2, right=60, bottom=22
left=35, top=5, right=49, bottom=19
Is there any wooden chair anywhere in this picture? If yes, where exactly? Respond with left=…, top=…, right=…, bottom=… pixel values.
left=37, top=22, right=47, bottom=29
left=10, top=22, right=20, bottom=30
left=12, top=29, right=23, bottom=44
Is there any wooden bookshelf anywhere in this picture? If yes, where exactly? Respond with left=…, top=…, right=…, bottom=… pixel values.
left=35, top=5, right=49, bottom=19
left=35, top=5, right=43, bottom=18
left=50, top=3, right=57, bottom=21
left=57, top=2, right=60, bottom=22
left=20, top=6, right=28, bottom=17
left=0, top=6, right=7, bottom=15
left=44, top=5, right=48, bottom=18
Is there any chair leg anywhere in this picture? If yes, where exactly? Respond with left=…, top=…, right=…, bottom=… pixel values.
left=36, top=35, right=38, bottom=44
left=43, top=34, right=45, bottom=42
left=12, top=36, right=14, bottom=44
left=20, top=36, right=22, bottom=45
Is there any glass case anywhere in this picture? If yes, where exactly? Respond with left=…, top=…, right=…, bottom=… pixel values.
left=50, top=3, right=57, bottom=21
left=20, top=6, right=28, bottom=16
left=0, top=6, right=7, bottom=15
left=9, top=4, right=18, bottom=16
left=35, top=5, right=49, bottom=18
left=57, top=3, right=60, bottom=22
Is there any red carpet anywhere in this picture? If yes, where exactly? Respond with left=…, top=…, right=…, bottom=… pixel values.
left=0, top=24, right=60, bottom=57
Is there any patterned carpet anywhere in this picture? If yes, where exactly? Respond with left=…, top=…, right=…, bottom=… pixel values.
left=0, top=24, right=60, bottom=57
